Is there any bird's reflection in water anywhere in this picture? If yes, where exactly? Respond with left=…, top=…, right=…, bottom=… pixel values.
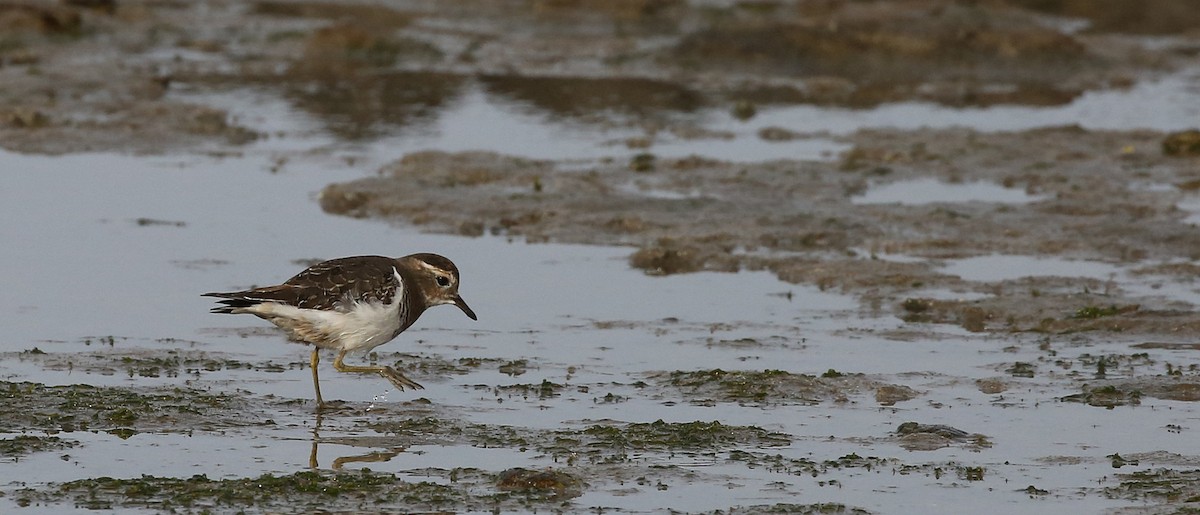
left=308, top=411, right=405, bottom=469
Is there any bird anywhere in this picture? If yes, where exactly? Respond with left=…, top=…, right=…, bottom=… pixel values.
left=204, top=253, right=476, bottom=409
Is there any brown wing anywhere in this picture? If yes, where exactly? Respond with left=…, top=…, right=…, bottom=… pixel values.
left=205, top=255, right=400, bottom=312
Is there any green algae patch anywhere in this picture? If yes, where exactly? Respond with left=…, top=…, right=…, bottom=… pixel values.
left=727, top=502, right=872, bottom=514
left=496, top=467, right=583, bottom=499
left=1103, top=468, right=1200, bottom=503
left=0, top=435, right=77, bottom=458
left=728, top=449, right=995, bottom=486
left=15, top=346, right=505, bottom=382
left=496, top=380, right=565, bottom=399
left=38, top=470, right=449, bottom=512
left=575, top=420, right=790, bottom=455
left=655, top=369, right=902, bottom=405
left=368, top=415, right=532, bottom=449
left=27, top=468, right=589, bottom=512
left=1032, top=304, right=1146, bottom=334
left=539, top=420, right=791, bottom=465
left=729, top=450, right=896, bottom=477
left=112, top=354, right=284, bottom=378
left=370, top=416, right=788, bottom=464
left=14, top=346, right=293, bottom=378
left=1060, top=384, right=1142, bottom=408
left=1060, top=377, right=1200, bottom=406
left=1072, top=304, right=1130, bottom=320
left=1074, top=353, right=1155, bottom=378
left=381, top=352, right=509, bottom=377
left=0, top=381, right=245, bottom=433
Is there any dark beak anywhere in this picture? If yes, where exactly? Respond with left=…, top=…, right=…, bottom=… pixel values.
left=453, top=295, right=477, bottom=321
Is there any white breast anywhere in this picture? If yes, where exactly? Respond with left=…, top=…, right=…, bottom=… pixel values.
left=337, top=294, right=405, bottom=351
left=248, top=268, right=407, bottom=353
left=324, top=267, right=407, bottom=352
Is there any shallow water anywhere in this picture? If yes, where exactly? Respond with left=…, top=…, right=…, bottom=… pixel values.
left=3, top=68, right=1200, bottom=514
left=852, top=178, right=1044, bottom=205
left=741, top=67, right=1200, bottom=134
left=941, top=255, right=1122, bottom=282
left=184, top=67, right=1200, bottom=167
left=940, top=254, right=1200, bottom=306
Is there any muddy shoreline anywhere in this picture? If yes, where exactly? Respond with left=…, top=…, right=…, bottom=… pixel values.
left=3, top=0, right=1198, bottom=154
left=3, top=1, right=1200, bottom=513
left=320, top=126, right=1200, bottom=336
left=3, top=0, right=1198, bottom=337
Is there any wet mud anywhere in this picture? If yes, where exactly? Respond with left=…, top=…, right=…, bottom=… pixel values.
left=323, top=128, right=1200, bottom=338
left=2, top=1, right=1200, bottom=514
left=2, top=0, right=1197, bottom=153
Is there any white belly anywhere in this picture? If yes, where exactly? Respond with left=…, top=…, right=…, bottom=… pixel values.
left=248, top=295, right=404, bottom=353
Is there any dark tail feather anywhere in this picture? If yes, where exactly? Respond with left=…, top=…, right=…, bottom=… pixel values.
left=204, top=292, right=265, bottom=314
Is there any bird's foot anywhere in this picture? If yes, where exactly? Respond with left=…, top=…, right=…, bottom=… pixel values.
left=380, top=366, right=424, bottom=391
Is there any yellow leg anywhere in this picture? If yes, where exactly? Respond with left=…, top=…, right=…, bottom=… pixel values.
left=309, top=411, right=324, bottom=469
left=310, top=349, right=325, bottom=409
left=332, top=350, right=425, bottom=391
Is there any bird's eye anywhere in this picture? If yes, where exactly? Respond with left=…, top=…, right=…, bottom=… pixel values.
left=436, top=275, right=450, bottom=287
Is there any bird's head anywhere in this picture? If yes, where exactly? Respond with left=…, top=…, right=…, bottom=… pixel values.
left=406, top=253, right=477, bottom=321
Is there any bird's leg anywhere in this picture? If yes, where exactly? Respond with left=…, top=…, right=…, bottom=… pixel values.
left=309, top=410, right=323, bottom=469
left=333, top=350, right=425, bottom=391
left=311, top=349, right=325, bottom=409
